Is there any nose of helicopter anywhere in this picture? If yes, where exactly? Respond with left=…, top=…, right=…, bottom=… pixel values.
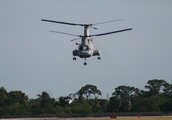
left=80, top=51, right=92, bottom=57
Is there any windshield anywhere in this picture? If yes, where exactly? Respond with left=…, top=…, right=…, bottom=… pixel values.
left=80, top=46, right=89, bottom=51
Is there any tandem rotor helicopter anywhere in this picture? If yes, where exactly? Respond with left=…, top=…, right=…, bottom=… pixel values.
left=41, top=19, right=132, bottom=65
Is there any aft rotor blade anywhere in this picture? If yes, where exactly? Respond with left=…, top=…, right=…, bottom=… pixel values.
left=50, top=31, right=82, bottom=37
left=41, top=19, right=123, bottom=27
left=91, top=19, right=123, bottom=26
left=41, top=19, right=83, bottom=26
left=90, top=28, right=132, bottom=37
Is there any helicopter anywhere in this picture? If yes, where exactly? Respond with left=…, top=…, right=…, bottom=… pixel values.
left=41, top=19, right=132, bottom=65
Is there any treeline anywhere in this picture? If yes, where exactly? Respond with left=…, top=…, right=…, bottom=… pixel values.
left=0, top=79, right=172, bottom=116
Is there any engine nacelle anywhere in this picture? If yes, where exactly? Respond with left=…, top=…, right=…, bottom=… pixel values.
left=93, top=49, right=101, bottom=56
left=73, top=49, right=78, bottom=56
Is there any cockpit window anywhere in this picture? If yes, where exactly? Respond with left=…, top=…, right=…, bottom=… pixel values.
left=80, top=46, right=89, bottom=51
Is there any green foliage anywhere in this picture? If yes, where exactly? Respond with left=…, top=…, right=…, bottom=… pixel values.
left=0, top=79, right=171, bottom=116
left=145, top=79, right=168, bottom=96
left=0, top=87, right=8, bottom=107
left=7, top=91, right=29, bottom=105
left=122, top=96, right=164, bottom=112
left=109, top=96, right=121, bottom=113
left=112, top=85, right=140, bottom=100
left=37, top=91, right=51, bottom=109
left=69, top=102, right=92, bottom=114
left=55, top=96, right=71, bottom=114
left=76, top=84, right=102, bottom=101
left=99, top=99, right=108, bottom=113
left=111, top=85, right=140, bottom=112
left=163, top=83, right=172, bottom=97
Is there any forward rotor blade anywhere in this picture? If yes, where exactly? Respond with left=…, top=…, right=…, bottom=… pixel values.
left=50, top=31, right=81, bottom=37
left=91, top=26, right=98, bottom=30
left=91, top=19, right=123, bottom=26
left=89, top=28, right=132, bottom=37
left=41, top=19, right=83, bottom=26
left=71, top=38, right=80, bottom=41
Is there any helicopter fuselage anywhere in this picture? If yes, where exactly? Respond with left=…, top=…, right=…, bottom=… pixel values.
left=73, top=37, right=100, bottom=58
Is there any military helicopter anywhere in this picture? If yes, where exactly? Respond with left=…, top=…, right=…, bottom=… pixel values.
left=41, top=19, right=132, bottom=65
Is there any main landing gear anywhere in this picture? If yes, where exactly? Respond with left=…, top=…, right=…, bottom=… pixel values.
left=73, top=57, right=76, bottom=60
left=73, top=56, right=101, bottom=66
left=73, top=56, right=87, bottom=65
left=97, top=56, right=101, bottom=60
left=83, top=57, right=101, bottom=66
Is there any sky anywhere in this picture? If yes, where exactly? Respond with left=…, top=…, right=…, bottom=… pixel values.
left=1, top=0, right=172, bottom=99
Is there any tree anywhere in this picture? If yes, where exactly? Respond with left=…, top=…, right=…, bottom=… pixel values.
left=77, top=84, right=102, bottom=101
left=37, top=91, right=51, bottom=99
left=7, top=90, right=28, bottom=105
left=56, top=96, right=71, bottom=107
left=112, top=85, right=140, bottom=100
left=112, top=85, right=140, bottom=112
left=131, top=96, right=162, bottom=112
left=0, top=87, right=8, bottom=107
left=145, top=79, right=168, bottom=96
left=4, top=91, right=29, bottom=115
left=163, top=83, right=172, bottom=97
left=87, top=98, right=101, bottom=113
left=69, top=102, right=92, bottom=114
left=55, top=96, right=71, bottom=113
left=37, top=91, right=55, bottom=110
left=99, top=99, right=108, bottom=113
left=109, top=96, right=121, bottom=113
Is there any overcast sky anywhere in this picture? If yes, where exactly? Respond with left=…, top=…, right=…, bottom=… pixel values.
left=1, top=0, right=172, bottom=99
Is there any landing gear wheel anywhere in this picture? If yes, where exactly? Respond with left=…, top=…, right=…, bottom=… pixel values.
left=97, top=57, right=101, bottom=60
left=84, top=58, right=87, bottom=65
left=73, top=57, right=76, bottom=60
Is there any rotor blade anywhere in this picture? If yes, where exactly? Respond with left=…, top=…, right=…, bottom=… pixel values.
left=71, top=38, right=80, bottom=42
left=91, top=26, right=98, bottom=30
left=42, top=19, right=123, bottom=28
left=91, top=19, right=123, bottom=26
left=50, top=31, right=82, bottom=37
left=89, top=28, right=132, bottom=37
left=41, top=19, right=83, bottom=26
